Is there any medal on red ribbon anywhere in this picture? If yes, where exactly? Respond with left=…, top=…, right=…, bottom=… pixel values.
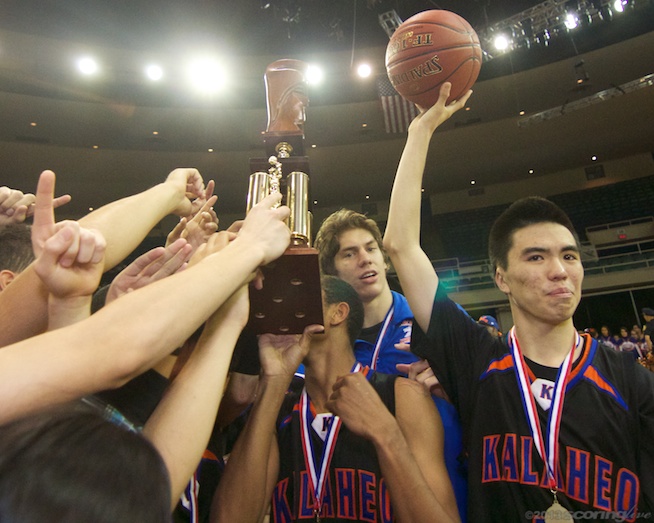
left=299, top=362, right=362, bottom=521
left=509, top=327, right=578, bottom=523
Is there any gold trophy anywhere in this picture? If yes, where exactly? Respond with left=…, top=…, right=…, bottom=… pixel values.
left=246, top=59, right=323, bottom=334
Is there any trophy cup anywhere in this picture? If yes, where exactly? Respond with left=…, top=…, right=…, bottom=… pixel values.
left=246, top=59, right=323, bottom=334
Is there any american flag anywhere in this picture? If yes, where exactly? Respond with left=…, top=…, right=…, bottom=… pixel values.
left=376, top=75, right=419, bottom=133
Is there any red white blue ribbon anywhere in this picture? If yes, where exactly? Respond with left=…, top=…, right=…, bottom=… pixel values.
left=299, top=362, right=363, bottom=517
left=509, top=327, right=579, bottom=490
left=370, top=306, right=394, bottom=370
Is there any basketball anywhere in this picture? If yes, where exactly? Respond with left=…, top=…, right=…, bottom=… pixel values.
left=385, top=10, right=482, bottom=107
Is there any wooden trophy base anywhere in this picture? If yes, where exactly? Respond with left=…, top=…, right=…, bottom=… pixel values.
left=248, top=246, right=323, bottom=335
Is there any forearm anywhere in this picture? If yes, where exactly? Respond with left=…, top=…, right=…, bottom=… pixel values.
left=384, top=128, right=432, bottom=253
left=212, top=375, right=289, bottom=523
left=0, top=239, right=267, bottom=424
left=79, top=182, right=182, bottom=270
left=383, top=127, right=440, bottom=331
left=142, top=318, right=244, bottom=508
left=0, top=182, right=183, bottom=347
left=373, top=424, right=459, bottom=523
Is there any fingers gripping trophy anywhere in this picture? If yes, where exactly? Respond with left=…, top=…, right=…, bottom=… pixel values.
left=246, top=59, right=323, bottom=335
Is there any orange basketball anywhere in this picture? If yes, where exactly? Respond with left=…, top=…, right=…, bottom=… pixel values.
left=385, top=10, right=482, bottom=107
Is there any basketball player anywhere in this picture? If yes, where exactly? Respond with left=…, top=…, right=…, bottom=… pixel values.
left=384, top=82, right=654, bottom=521
left=212, top=276, right=460, bottom=523
left=314, top=209, right=468, bottom=520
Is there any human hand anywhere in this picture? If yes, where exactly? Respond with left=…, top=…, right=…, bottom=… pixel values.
left=30, top=171, right=106, bottom=298
left=409, top=82, right=472, bottom=136
left=164, top=168, right=206, bottom=217
left=396, top=357, right=450, bottom=402
left=258, top=324, right=324, bottom=379
left=166, top=195, right=219, bottom=252
left=0, top=185, right=70, bottom=225
left=326, top=372, right=396, bottom=441
left=237, top=192, right=291, bottom=266
left=105, top=239, right=192, bottom=304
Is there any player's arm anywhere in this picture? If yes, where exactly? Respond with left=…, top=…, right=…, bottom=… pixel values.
left=0, top=189, right=291, bottom=425
left=0, top=168, right=206, bottom=347
left=142, top=261, right=248, bottom=508
left=327, top=373, right=460, bottom=523
left=211, top=326, right=322, bottom=523
left=383, top=83, right=471, bottom=332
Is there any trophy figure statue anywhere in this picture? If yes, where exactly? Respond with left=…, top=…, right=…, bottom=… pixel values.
left=246, top=59, right=323, bottom=334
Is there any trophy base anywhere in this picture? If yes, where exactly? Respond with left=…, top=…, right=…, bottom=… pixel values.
left=248, top=247, right=323, bottom=335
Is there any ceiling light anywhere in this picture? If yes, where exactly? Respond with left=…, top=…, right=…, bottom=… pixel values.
left=145, top=64, right=163, bottom=81
left=493, top=34, right=510, bottom=51
left=564, top=12, right=579, bottom=30
left=306, top=64, right=323, bottom=85
left=470, top=180, right=476, bottom=185
left=77, top=56, right=99, bottom=76
left=613, top=0, right=625, bottom=12
left=357, top=63, right=372, bottom=78
left=529, top=169, right=534, bottom=174
left=187, top=57, right=227, bottom=94
left=30, top=122, right=37, bottom=127
left=208, top=148, right=214, bottom=153
left=591, top=155, right=598, bottom=161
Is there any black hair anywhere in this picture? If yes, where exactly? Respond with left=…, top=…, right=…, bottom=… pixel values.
left=0, top=224, right=34, bottom=273
left=488, top=197, right=579, bottom=271
left=0, top=406, right=171, bottom=523
left=321, top=275, right=364, bottom=347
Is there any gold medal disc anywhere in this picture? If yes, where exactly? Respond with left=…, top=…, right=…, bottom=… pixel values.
left=544, top=499, right=574, bottom=522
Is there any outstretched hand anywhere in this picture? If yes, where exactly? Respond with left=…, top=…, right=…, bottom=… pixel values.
left=409, top=82, right=473, bottom=135
left=238, top=192, right=291, bottom=266
left=258, top=324, right=324, bottom=380
left=105, top=239, right=192, bottom=304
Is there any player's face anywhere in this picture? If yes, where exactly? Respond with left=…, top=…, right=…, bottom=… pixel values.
left=495, top=222, right=583, bottom=327
left=333, top=228, right=388, bottom=304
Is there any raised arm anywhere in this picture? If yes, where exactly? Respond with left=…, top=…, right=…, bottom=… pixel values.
left=327, top=373, right=460, bottom=523
left=383, top=83, right=471, bottom=332
left=0, top=168, right=206, bottom=347
left=0, top=184, right=291, bottom=425
left=211, top=326, right=323, bottom=523
left=142, top=243, right=249, bottom=508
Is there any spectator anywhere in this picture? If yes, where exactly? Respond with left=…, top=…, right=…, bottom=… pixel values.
left=643, top=307, right=654, bottom=354
left=478, top=315, right=501, bottom=337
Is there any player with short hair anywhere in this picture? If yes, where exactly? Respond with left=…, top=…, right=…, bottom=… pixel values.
left=384, top=82, right=654, bottom=521
left=212, top=275, right=460, bottom=523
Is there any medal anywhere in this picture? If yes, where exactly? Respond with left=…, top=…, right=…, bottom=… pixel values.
left=544, top=491, right=573, bottom=522
left=300, top=362, right=363, bottom=521
left=510, top=328, right=580, bottom=520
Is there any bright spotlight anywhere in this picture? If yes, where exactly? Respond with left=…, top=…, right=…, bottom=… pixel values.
left=77, top=56, right=99, bottom=76
left=187, top=57, right=226, bottom=94
left=564, top=12, right=579, bottom=29
left=357, top=63, right=372, bottom=78
left=493, top=34, right=510, bottom=51
left=145, top=64, right=163, bottom=81
left=613, top=0, right=625, bottom=12
left=306, top=64, right=324, bottom=85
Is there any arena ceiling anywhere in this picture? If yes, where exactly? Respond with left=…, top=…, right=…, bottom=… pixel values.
left=0, top=1, right=653, bottom=218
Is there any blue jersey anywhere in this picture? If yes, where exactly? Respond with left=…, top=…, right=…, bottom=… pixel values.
left=354, top=290, right=468, bottom=521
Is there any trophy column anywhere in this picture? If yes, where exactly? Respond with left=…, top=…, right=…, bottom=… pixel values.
left=246, top=60, right=323, bottom=335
